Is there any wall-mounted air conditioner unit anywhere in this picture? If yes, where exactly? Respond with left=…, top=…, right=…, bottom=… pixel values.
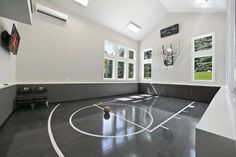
left=35, top=3, right=68, bottom=22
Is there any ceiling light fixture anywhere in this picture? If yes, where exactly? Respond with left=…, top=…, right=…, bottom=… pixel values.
left=74, top=0, right=90, bottom=7
left=196, top=0, right=208, bottom=5
left=127, top=22, right=141, bottom=33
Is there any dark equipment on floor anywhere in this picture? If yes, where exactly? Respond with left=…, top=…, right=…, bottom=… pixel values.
left=14, top=86, right=48, bottom=110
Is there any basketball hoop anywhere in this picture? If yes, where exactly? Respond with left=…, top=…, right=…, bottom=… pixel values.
left=161, top=46, right=174, bottom=67
left=159, top=41, right=180, bottom=67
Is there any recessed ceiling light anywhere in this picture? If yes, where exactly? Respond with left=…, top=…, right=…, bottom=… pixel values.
left=196, top=0, right=208, bottom=5
left=127, top=22, right=141, bottom=34
left=74, top=0, right=90, bottom=7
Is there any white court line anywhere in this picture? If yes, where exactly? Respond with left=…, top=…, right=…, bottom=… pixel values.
left=149, top=101, right=195, bottom=132
left=48, top=104, right=64, bottom=157
left=70, top=104, right=153, bottom=137
left=182, top=110, right=189, bottom=113
left=160, top=126, right=169, bottom=130
left=94, top=104, right=149, bottom=131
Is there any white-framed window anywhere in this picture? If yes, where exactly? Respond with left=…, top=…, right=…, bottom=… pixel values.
left=128, top=49, right=135, bottom=60
left=127, top=49, right=135, bottom=80
left=104, top=58, right=114, bottom=79
left=128, top=63, right=134, bottom=79
left=104, top=41, right=115, bottom=55
left=117, top=61, right=125, bottom=79
left=142, top=49, right=152, bottom=80
left=103, top=40, right=136, bottom=80
left=191, top=33, right=215, bottom=82
left=116, top=45, right=126, bottom=58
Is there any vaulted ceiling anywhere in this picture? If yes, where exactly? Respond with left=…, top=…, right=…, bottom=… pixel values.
left=160, top=0, right=227, bottom=13
left=44, top=0, right=227, bottom=41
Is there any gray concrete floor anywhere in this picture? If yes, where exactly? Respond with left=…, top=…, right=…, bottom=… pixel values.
left=0, top=94, right=208, bottom=157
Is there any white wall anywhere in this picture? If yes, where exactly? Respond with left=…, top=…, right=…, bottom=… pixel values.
left=16, top=0, right=138, bottom=83
left=139, top=13, right=226, bottom=86
left=227, top=0, right=236, bottom=93
left=0, top=17, right=16, bottom=85
left=226, top=0, right=236, bottom=148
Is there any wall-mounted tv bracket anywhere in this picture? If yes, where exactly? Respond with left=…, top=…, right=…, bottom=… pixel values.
left=1, top=31, right=10, bottom=51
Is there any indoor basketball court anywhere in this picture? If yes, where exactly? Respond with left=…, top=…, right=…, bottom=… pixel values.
left=0, top=0, right=235, bottom=157
left=1, top=94, right=208, bottom=157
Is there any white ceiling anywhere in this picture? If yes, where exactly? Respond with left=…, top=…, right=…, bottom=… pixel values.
left=42, top=0, right=226, bottom=41
left=160, top=0, right=227, bottom=13
left=44, top=0, right=168, bottom=41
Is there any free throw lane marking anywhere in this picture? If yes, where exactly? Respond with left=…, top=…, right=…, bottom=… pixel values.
left=48, top=104, right=64, bottom=157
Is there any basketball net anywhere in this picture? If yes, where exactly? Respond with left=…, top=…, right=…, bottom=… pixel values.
left=160, top=48, right=174, bottom=67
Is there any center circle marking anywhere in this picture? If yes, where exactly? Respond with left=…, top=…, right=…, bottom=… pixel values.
left=69, top=104, right=153, bottom=138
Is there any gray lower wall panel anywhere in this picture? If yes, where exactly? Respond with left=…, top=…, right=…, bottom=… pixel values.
left=196, top=128, right=236, bottom=157
left=0, top=86, right=16, bottom=126
left=0, top=83, right=138, bottom=127
left=16, top=83, right=219, bottom=104
left=138, top=83, right=220, bottom=103
left=1, top=83, right=219, bottom=127
left=18, top=83, right=139, bottom=103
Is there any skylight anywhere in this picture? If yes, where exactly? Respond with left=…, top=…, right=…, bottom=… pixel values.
left=196, top=0, right=208, bottom=5
left=74, top=0, right=90, bottom=7
left=127, top=22, right=141, bottom=34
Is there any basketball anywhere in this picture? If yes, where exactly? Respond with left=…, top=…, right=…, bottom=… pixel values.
left=104, top=113, right=110, bottom=120
left=104, top=106, right=111, bottom=114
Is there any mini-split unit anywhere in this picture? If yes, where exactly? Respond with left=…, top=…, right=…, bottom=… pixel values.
left=35, top=3, right=68, bottom=22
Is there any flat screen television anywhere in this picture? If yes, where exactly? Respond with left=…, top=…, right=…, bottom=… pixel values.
left=8, top=24, right=20, bottom=55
